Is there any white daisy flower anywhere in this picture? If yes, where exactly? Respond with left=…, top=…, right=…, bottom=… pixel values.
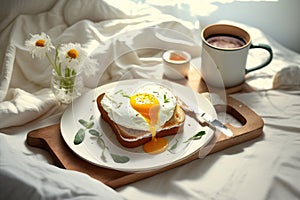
left=25, top=32, right=54, bottom=58
left=58, top=43, right=87, bottom=72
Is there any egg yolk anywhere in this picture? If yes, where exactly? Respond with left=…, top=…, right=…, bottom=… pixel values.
left=130, top=93, right=159, bottom=124
left=130, top=93, right=168, bottom=154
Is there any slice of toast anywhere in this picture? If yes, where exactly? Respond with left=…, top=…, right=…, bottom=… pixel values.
left=96, top=93, right=186, bottom=148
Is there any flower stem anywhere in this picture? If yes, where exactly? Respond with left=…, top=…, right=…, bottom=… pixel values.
left=58, top=67, right=77, bottom=94
left=46, top=52, right=59, bottom=74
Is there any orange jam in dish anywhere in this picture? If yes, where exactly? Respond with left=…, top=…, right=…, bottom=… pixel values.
left=169, top=52, right=186, bottom=61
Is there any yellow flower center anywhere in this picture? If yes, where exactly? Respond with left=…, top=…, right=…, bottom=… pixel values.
left=67, top=49, right=78, bottom=59
left=35, top=39, right=45, bottom=47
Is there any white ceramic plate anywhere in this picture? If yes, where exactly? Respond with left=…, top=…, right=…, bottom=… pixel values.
left=61, top=79, right=216, bottom=172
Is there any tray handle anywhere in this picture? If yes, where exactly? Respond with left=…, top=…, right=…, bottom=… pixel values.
left=211, top=96, right=264, bottom=152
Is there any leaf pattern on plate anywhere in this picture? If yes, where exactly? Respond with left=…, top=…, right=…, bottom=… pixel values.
left=89, top=129, right=100, bottom=136
left=168, top=139, right=179, bottom=153
left=110, top=153, right=130, bottom=164
left=74, top=115, right=130, bottom=164
left=95, top=133, right=130, bottom=164
left=183, top=131, right=206, bottom=143
left=168, top=131, right=206, bottom=154
left=74, top=116, right=97, bottom=145
left=74, top=128, right=85, bottom=145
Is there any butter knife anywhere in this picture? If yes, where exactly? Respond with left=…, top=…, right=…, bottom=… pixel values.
left=177, top=97, right=233, bottom=137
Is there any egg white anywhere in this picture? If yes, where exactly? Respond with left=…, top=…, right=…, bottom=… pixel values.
left=101, top=83, right=177, bottom=132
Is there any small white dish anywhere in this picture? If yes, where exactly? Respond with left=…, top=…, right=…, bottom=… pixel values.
left=163, top=50, right=191, bottom=80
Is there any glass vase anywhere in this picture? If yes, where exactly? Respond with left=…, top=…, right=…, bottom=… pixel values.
left=51, top=69, right=84, bottom=104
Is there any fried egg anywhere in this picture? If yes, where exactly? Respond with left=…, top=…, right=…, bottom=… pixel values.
left=101, top=83, right=177, bottom=132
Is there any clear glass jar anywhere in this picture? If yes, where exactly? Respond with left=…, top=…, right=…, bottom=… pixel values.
left=51, top=69, right=84, bottom=104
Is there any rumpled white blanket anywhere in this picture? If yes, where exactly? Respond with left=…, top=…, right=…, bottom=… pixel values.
left=0, top=133, right=124, bottom=200
left=1, top=0, right=300, bottom=200
left=0, top=0, right=200, bottom=129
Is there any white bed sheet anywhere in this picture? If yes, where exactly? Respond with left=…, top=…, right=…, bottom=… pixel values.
left=1, top=0, right=300, bottom=200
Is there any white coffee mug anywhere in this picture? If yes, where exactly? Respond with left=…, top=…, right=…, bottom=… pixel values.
left=201, top=24, right=273, bottom=88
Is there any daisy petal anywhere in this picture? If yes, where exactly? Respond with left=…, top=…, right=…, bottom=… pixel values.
left=58, top=43, right=87, bottom=73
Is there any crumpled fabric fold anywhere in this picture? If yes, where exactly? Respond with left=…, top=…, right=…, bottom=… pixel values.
left=0, top=134, right=124, bottom=200
left=0, top=0, right=200, bottom=129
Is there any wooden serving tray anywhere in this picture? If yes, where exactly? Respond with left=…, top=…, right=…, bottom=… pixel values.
left=26, top=96, right=263, bottom=189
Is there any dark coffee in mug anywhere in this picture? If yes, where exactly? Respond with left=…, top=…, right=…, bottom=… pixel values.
left=206, top=35, right=246, bottom=49
left=201, top=24, right=273, bottom=88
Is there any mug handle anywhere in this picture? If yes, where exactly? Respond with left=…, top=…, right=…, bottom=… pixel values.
left=245, top=43, right=273, bottom=74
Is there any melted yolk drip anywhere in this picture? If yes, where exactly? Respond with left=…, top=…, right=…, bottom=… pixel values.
left=130, top=93, right=169, bottom=154
left=143, top=135, right=168, bottom=155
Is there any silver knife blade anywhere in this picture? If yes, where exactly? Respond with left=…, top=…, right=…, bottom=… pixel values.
left=198, top=112, right=233, bottom=137
left=177, top=97, right=234, bottom=137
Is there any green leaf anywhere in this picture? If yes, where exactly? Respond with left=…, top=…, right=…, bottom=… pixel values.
left=121, top=92, right=130, bottom=98
left=97, top=137, right=109, bottom=162
left=78, top=119, right=89, bottom=127
left=79, top=119, right=94, bottom=129
left=192, top=131, right=206, bottom=140
left=184, top=131, right=206, bottom=143
left=169, top=139, right=179, bottom=151
left=164, top=94, right=170, bottom=103
left=86, top=121, right=94, bottom=129
left=114, top=89, right=123, bottom=94
left=195, top=131, right=206, bottom=137
left=74, top=128, right=85, bottom=145
left=89, top=129, right=100, bottom=136
left=97, top=137, right=106, bottom=150
left=101, top=149, right=107, bottom=163
left=110, top=153, right=130, bottom=164
left=89, top=115, right=94, bottom=121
